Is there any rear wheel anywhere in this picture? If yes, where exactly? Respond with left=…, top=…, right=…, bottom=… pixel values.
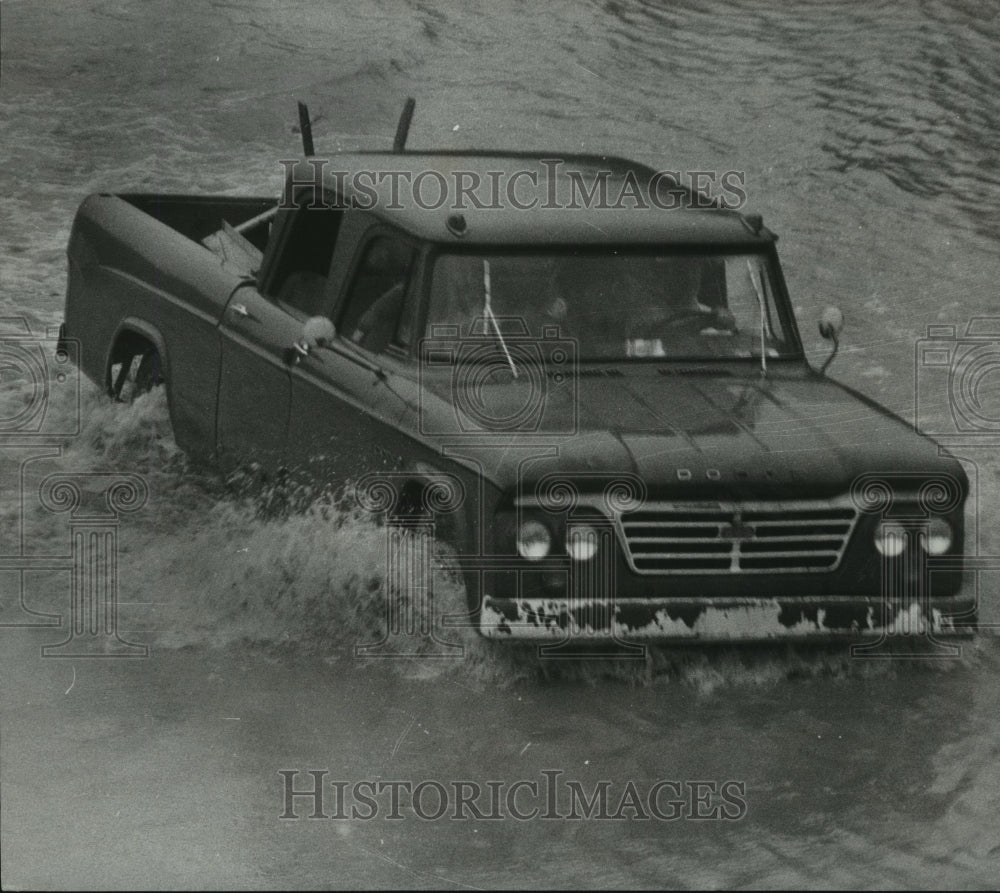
left=111, top=348, right=162, bottom=402
left=133, top=350, right=163, bottom=394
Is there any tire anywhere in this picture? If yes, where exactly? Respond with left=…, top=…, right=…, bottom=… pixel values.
left=112, top=349, right=162, bottom=402
left=133, top=350, right=163, bottom=394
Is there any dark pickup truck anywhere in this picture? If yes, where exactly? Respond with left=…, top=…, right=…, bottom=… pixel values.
left=63, top=143, right=974, bottom=643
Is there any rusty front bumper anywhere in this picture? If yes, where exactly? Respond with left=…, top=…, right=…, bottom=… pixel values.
left=479, top=594, right=977, bottom=641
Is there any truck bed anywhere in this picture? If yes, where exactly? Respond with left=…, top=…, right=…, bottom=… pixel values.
left=65, top=192, right=280, bottom=453
left=116, top=194, right=277, bottom=252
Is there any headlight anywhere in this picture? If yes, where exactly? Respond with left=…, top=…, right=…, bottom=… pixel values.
left=874, top=523, right=905, bottom=557
left=516, top=519, right=552, bottom=560
left=566, top=524, right=599, bottom=561
left=921, top=517, right=953, bottom=555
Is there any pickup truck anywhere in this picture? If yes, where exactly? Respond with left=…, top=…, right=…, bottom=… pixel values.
left=62, top=136, right=974, bottom=643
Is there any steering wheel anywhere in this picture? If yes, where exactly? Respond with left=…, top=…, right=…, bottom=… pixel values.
left=661, top=307, right=718, bottom=328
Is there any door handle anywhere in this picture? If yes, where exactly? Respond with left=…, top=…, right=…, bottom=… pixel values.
left=231, top=302, right=250, bottom=318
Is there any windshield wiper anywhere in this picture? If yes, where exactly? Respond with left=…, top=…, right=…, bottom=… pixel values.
left=482, top=259, right=518, bottom=378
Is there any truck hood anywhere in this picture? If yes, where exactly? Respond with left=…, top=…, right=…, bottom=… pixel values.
left=420, top=367, right=964, bottom=497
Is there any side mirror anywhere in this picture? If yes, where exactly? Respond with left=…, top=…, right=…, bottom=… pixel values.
left=818, top=306, right=844, bottom=341
left=818, top=306, right=843, bottom=375
left=303, top=316, right=335, bottom=348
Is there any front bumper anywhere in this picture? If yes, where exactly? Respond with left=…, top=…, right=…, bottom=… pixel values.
left=479, top=594, right=977, bottom=641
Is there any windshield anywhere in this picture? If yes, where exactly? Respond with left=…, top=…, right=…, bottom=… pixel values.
left=424, top=250, right=796, bottom=361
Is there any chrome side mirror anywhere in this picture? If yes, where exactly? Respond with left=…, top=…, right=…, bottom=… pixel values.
left=819, top=306, right=844, bottom=341
left=303, top=316, right=336, bottom=348
left=818, top=306, right=843, bottom=374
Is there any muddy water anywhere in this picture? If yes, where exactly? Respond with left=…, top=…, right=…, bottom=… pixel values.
left=2, top=0, right=1000, bottom=888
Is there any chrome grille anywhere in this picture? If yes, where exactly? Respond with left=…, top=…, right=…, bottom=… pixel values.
left=618, top=499, right=859, bottom=574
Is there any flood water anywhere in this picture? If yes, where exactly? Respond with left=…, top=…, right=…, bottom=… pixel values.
left=1, top=0, right=1000, bottom=888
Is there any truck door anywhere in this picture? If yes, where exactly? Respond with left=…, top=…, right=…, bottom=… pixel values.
left=215, top=202, right=344, bottom=470
left=216, top=286, right=302, bottom=469
left=285, top=232, right=418, bottom=487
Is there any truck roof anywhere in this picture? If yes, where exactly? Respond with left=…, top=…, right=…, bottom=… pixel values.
left=285, top=152, right=772, bottom=247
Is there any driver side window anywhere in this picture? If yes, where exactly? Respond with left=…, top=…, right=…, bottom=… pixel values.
left=267, top=202, right=344, bottom=317
left=338, top=235, right=415, bottom=354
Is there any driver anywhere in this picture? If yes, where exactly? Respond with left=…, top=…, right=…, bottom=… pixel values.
left=350, top=239, right=413, bottom=352
left=426, top=254, right=485, bottom=337
left=628, top=257, right=734, bottom=338
left=655, top=257, right=709, bottom=320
